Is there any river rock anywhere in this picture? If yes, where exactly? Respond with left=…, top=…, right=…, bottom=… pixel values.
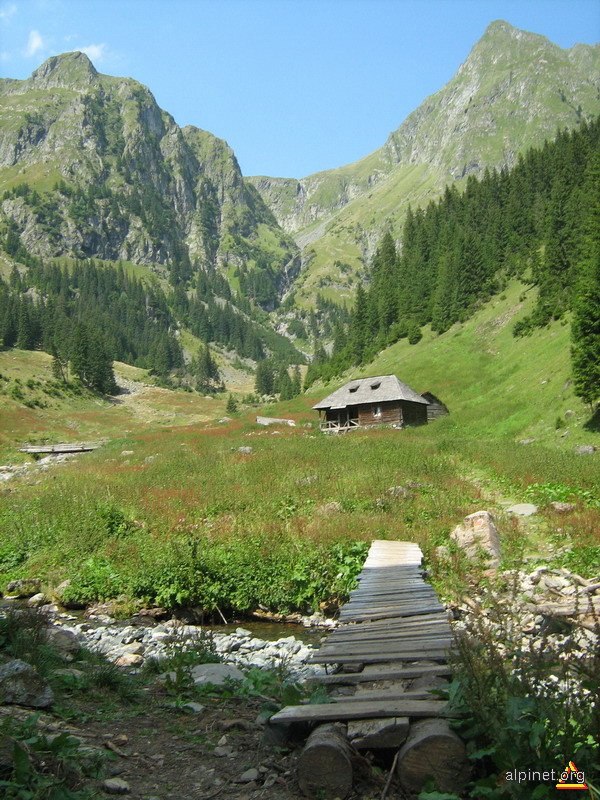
left=53, top=579, right=86, bottom=609
left=5, top=578, right=42, bottom=597
left=190, top=663, right=244, bottom=687
left=0, top=659, right=54, bottom=708
left=46, top=627, right=81, bottom=659
left=27, top=592, right=49, bottom=607
left=114, top=653, right=144, bottom=667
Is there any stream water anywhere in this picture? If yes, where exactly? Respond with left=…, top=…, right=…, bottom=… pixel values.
left=0, top=596, right=326, bottom=646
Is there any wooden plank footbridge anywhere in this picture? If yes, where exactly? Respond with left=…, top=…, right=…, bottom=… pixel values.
left=271, top=540, right=455, bottom=727
left=19, top=441, right=103, bottom=454
left=270, top=540, right=462, bottom=797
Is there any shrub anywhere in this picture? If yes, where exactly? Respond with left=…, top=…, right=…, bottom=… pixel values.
left=447, top=602, right=600, bottom=798
left=61, top=557, right=126, bottom=605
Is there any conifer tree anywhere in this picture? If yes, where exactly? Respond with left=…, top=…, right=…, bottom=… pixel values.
left=195, top=342, right=220, bottom=392
left=291, top=365, right=302, bottom=396
left=275, top=363, right=294, bottom=400
left=571, top=148, right=600, bottom=409
left=255, top=359, right=274, bottom=396
left=226, top=393, right=238, bottom=414
left=571, top=258, right=600, bottom=409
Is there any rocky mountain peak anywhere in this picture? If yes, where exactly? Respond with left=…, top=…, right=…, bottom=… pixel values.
left=30, top=51, right=99, bottom=90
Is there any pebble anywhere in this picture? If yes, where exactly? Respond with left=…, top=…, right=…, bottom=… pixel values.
left=102, top=778, right=131, bottom=794
left=27, top=613, right=328, bottom=683
left=460, top=564, right=598, bottom=675
left=236, top=768, right=259, bottom=783
left=213, top=746, right=233, bottom=758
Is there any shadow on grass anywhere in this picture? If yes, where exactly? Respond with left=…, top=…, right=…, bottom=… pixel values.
left=583, top=407, right=600, bottom=433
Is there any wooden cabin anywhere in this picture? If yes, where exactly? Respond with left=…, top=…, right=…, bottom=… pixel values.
left=313, top=375, right=429, bottom=432
left=420, top=392, right=449, bottom=421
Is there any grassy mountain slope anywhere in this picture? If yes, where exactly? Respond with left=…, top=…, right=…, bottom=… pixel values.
left=303, top=279, right=596, bottom=448
left=0, top=350, right=231, bottom=459
left=1, top=278, right=594, bottom=460
left=250, top=21, right=600, bottom=308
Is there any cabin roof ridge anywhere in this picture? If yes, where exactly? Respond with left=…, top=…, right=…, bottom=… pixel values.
left=312, top=374, right=428, bottom=410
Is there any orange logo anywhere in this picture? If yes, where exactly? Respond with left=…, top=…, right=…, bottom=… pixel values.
left=556, top=761, right=588, bottom=790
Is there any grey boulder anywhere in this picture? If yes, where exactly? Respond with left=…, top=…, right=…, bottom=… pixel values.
left=0, top=659, right=54, bottom=708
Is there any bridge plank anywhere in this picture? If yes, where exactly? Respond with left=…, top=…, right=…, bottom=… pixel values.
left=274, top=540, right=455, bottom=726
left=270, top=699, right=456, bottom=724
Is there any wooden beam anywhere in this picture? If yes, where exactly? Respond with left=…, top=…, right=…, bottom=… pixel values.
left=308, top=664, right=453, bottom=685
left=270, top=698, right=457, bottom=724
left=310, top=649, right=453, bottom=665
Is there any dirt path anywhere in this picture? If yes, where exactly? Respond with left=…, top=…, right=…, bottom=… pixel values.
left=9, top=689, right=386, bottom=800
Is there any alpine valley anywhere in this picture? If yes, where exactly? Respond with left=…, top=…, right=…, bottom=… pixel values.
left=1, top=17, right=600, bottom=800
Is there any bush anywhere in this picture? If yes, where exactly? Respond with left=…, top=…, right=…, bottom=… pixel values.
left=61, top=557, right=126, bottom=605
left=446, top=601, right=600, bottom=799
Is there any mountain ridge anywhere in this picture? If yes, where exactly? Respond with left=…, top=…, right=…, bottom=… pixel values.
left=248, top=20, right=600, bottom=306
left=0, top=51, right=299, bottom=306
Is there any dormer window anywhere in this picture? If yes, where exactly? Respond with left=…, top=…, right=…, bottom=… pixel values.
left=370, top=381, right=381, bottom=390
left=349, top=385, right=359, bottom=393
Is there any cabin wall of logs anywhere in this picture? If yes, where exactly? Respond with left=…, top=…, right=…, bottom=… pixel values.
left=322, top=400, right=429, bottom=428
left=357, top=401, right=401, bottom=426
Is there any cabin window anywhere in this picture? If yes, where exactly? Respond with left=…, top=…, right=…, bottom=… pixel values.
left=373, top=405, right=381, bottom=418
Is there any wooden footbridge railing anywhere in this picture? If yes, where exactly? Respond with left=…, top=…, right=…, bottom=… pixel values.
left=270, top=540, right=467, bottom=798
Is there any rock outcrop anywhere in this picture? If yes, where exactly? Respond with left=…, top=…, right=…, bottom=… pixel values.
left=0, top=52, right=299, bottom=301
left=250, top=21, right=600, bottom=303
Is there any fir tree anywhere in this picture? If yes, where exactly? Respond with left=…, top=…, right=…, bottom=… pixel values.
left=255, top=359, right=274, bottom=396
left=571, top=258, right=600, bottom=409
left=226, top=393, right=238, bottom=414
left=291, top=365, right=302, bottom=396
left=571, top=148, right=600, bottom=409
left=195, top=342, right=220, bottom=393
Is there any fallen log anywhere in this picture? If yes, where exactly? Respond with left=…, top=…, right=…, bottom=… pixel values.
left=297, top=722, right=353, bottom=799
left=397, top=717, right=470, bottom=794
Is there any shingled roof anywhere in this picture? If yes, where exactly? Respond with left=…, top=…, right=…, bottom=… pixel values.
left=312, top=375, right=429, bottom=410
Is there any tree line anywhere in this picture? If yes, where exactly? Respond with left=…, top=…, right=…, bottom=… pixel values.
left=0, top=258, right=184, bottom=390
left=305, top=117, right=599, bottom=407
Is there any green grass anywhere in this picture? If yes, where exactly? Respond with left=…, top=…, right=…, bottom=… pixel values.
left=307, top=280, right=595, bottom=449
left=0, top=349, right=226, bottom=459
left=0, top=279, right=598, bottom=613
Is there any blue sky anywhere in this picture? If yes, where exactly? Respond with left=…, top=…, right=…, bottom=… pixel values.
left=1, top=0, right=598, bottom=178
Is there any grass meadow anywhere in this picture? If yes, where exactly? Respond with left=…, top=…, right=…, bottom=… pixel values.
left=1, top=279, right=598, bottom=614
left=1, top=406, right=598, bottom=614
